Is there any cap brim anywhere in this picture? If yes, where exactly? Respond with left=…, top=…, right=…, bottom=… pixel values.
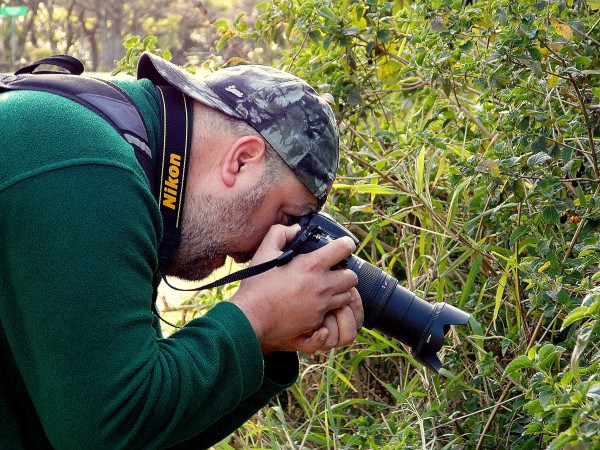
left=137, top=52, right=244, bottom=120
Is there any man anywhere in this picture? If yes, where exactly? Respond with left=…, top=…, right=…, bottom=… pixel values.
left=0, top=52, right=363, bottom=448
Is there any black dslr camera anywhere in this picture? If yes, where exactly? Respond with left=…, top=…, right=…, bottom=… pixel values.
left=285, top=212, right=470, bottom=372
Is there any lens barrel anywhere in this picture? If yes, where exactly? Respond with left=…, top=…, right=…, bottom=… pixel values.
left=345, top=255, right=470, bottom=372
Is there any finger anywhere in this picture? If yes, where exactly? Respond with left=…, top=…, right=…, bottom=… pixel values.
left=321, top=312, right=339, bottom=349
left=332, top=305, right=359, bottom=347
left=325, top=275, right=360, bottom=310
left=309, top=236, right=357, bottom=269
left=250, top=224, right=301, bottom=265
left=348, top=288, right=364, bottom=329
left=292, top=328, right=329, bottom=354
left=294, top=311, right=340, bottom=353
left=263, top=223, right=302, bottom=251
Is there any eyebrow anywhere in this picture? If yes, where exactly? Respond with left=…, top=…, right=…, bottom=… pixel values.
left=290, top=202, right=317, bottom=216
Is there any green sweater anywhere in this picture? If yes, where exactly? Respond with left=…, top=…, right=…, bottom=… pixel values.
left=0, top=77, right=298, bottom=449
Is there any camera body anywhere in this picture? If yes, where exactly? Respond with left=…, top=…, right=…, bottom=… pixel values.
left=285, top=212, right=470, bottom=372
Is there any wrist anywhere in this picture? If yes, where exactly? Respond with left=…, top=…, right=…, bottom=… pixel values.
left=229, top=294, right=266, bottom=343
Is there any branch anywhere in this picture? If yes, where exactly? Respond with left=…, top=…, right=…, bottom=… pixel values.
left=566, top=72, right=600, bottom=180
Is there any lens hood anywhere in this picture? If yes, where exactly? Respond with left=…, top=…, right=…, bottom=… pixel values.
left=411, top=303, right=471, bottom=372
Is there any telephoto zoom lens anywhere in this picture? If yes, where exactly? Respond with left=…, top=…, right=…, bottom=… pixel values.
left=345, top=255, right=470, bottom=372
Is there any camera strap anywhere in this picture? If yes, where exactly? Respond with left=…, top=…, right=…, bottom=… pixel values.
left=161, top=249, right=296, bottom=292
left=161, top=213, right=317, bottom=293
left=154, top=85, right=193, bottom=273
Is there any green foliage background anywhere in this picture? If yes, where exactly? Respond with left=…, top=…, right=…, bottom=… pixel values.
left=121, top=0, right=600, bottom=448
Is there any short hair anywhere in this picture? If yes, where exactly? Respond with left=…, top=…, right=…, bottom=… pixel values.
left=194, top=102, right=292, bottom=186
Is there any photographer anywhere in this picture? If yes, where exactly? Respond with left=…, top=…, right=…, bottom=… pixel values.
left=0, top=53, right=363, bottom=449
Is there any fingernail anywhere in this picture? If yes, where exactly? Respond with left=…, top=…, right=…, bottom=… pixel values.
left=319, top=329, right=329, bottom=343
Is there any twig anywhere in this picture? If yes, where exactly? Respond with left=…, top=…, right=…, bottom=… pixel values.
left=431, top=393, right=525, bottom=430
left=563, top=183, right=600, bottom=263
left=474, top=314, right=545, bottom=450
left=566, top=72, right=600, bottom=179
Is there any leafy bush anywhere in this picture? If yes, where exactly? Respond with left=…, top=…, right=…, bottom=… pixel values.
left=214, top=0, right=600, bottom=448
left=120, top=0, right=600, bottom=447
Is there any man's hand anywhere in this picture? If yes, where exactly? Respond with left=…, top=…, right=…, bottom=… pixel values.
left=230, top=224, right=364, bottom=354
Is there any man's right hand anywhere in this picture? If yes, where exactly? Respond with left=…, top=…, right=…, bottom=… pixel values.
left=230, top=224, right=363, bottom=355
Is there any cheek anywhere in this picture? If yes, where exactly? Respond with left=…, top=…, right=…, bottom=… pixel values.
left=248, top=222, right=273, bottom=248
left=241, top=213, right=279, bottom=251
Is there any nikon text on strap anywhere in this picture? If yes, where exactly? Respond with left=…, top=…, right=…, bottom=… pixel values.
left=154, top=85, right=193, bottom=270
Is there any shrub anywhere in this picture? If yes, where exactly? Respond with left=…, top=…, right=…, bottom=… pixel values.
left=119, top=0, right=600, bottom=446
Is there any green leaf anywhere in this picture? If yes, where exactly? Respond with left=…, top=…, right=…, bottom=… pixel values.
left=441, top=77, right=452, bottom=97
left=309, top=30, right=321, bottom=44
left=538, top=386, right=554, bottom=407
left=527, top=152, right=552, bottom=167
left=509, top=225, right=529, bottom=247
left=123, top=35, right=140, bottom=48
left=213, top=19, right=229, bottom=29
left=524, top=398, right=546, bottom=415
left=459, top=40, right=474, bottom=52
left=527, top=46, right=542, bottom=61
left=542, top=206, right=560, bottom=225
left=446, top=179, right=470, bottom=228
left=377, top=59, right=402, bottom=87
left=319, top=6, right=335, bottom=20
left=504, top=355, right=533, bottom=378
left=511, top=179, right=526, bottom=202
left=530, top=136, right=548, bottom=153
left=142, top=35, right=157, bottom=48
left=415, top=146, right=426, bottom=195
left=562, top=306, right=592, bottom=329
left=216, top=33, right=230, bottom=52
left=431, top=17, right=448, bottom=33
left=346, top=90, right=362, bottom=105
left=576, top=185, right=587, bottom=207
left=547, top=431, right=577, bottom=450
left=525, top=421, right=544, bottom=435
left=573, top=56, right=592, bottom=67
left=458, top=254, right=483, bottom=309
left=415, top=48, right=426, bottom=65
left=333, top=184, right=400, bottom=195
left=235, top=19, right=247, bottom=32
left=538, top=344, right=564, bottom=371
left=377, top=29, right=391, bottom=44
left=493, top=274, right=508, bottom=327
left=345, top=26, right=360, bottom=36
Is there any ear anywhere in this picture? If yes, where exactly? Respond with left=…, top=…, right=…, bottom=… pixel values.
left=221, top=136, right=266, bottom=187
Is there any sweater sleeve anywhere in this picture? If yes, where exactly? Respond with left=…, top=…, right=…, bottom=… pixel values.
left=0, top=93, right=298, bottom=449
left=168, top=352, right=299, bottom=449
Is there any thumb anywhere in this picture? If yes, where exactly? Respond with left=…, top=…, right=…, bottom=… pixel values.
left=251, top=224, right=301, bottom=264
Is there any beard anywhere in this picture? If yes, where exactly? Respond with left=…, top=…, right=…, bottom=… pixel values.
left=165, top=178, right=269, bottom=281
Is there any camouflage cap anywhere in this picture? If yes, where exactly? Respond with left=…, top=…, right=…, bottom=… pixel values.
left=137, top=52, right=339, bottom=205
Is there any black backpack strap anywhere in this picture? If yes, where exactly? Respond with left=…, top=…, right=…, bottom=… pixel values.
left=0, top=71, right=153, bottom=193
left=14, top=55, right=84, bottom=75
